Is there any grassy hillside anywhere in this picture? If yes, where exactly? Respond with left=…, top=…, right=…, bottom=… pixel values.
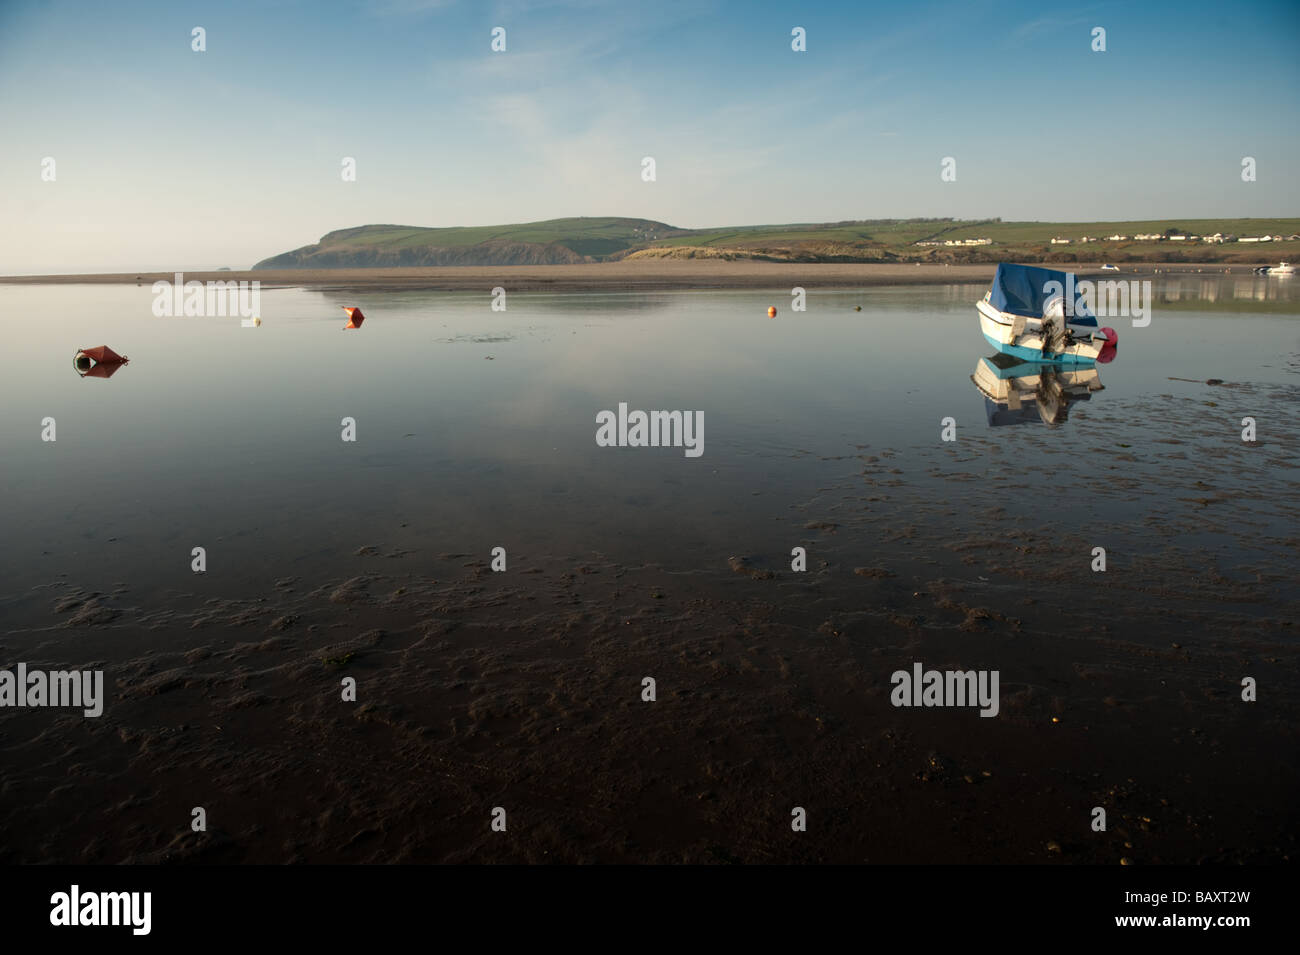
left=254, top=218, right=680, bottom=268
left=254, top=217, right=1300, bottom=269
left=636, top=218, right=1300, bottom=264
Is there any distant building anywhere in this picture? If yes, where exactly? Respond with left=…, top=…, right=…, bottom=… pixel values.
left=1050, top=237, right=1071, bottom=244
left=1134, top=233, right=1164, bottom=240
left=1105, top=234, right=1128, bottom=241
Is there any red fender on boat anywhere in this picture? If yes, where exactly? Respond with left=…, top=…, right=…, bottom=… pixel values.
left=1095, top=326, right=1118, bottom=363
left=342, top=306, right=365, bottom=330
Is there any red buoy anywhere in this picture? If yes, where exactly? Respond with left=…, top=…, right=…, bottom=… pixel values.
left=78, top=345, right=128, bottom=364
left=74, top=345, right=129, bottom=378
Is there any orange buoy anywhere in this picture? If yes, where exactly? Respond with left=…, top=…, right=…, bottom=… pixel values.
left=342, top=306, right=365, bottom=330
left=767, top=306, right=777, bottom=317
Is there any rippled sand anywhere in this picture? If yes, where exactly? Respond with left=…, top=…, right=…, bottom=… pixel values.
left=3, top=377, right=1295, bottom=864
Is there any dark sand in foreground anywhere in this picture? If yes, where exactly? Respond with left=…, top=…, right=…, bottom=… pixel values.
left=2, top=379, right=1296, bottom=864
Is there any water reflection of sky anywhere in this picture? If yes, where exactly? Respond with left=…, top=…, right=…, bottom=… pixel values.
left=1, top=280, right=1297, bottom=615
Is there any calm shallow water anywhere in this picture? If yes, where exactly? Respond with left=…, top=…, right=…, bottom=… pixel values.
left=2, top=278, right=1298, bottom=625
left=3, top=276, right=1298, bottom=866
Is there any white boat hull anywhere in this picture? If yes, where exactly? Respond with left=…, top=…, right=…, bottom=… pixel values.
left=976, top=299, right=1105, bottom=364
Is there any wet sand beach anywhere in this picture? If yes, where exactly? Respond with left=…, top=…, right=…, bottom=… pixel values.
left=2, top=556, right=1293, bottom=865
left=2, top=366, right=1295, bottom=864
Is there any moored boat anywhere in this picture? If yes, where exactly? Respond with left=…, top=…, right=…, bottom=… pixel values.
left=976, top=263, right=1117, bottom=364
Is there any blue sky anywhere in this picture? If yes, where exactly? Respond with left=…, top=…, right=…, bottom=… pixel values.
left=0, top=0, right=1296, bottom=271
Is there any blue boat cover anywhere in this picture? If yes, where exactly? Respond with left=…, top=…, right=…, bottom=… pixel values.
left=989, top=263, right=1098, bottom=327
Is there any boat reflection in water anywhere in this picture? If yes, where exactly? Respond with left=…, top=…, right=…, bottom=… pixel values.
left=971, top=353, right=1104, bottom=427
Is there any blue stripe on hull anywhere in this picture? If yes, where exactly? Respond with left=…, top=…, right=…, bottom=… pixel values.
left=982, top=331, right=1096, bottom=365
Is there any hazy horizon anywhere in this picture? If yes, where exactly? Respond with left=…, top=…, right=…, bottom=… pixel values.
left=8, top=212, right=1300, bottom=276
left=2, top=0, right=1297, bottom=272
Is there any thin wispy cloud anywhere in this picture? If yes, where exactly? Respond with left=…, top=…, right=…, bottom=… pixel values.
left=364, top=0, right=459, bottom=17
left=1010, top=14, right=1094, bottom=41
